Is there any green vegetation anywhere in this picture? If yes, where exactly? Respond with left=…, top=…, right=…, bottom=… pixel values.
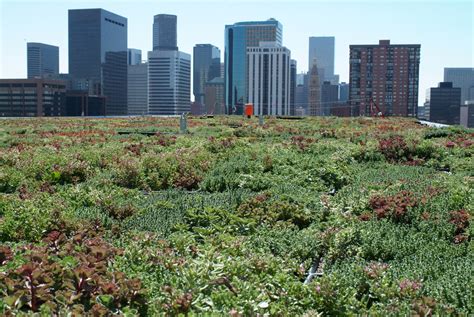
left=0, top=116, right=473, bottom=315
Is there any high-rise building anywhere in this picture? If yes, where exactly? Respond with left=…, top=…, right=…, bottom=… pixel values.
left=338, top=82, right=349, bottom=102
left=308, top=37, right=335, bottom=82
left=295, top=72, right=308, bottom=113
left=69, top=8, right=128, bottom=115
left=247, top=42, right=291, bottom=116
left=205, top=77, right=225, bottom=115
left=308, top=59, right=321, bottom=116
left=153, top=14, right=177, bottom=51
left=128, top=48, right=142, bottom=65
left=225, top=19, right=282, bottom=114
left=349, top=40, right=420, bottom=117
left=290, top=60, right=297, bottom=116
left=193, top=44, right=221, bottom=105
left=460, top=102, right=474, bottom=128
left=444, top=68, right=474, bottom=104
left=321, top=81, right=339, bottom=116
left=427, top=82, right=461, bottom=125
left=128, top=62, right=148, bottom=115
left=148, top=50, right=190, bottom=115
left=27, top=43, right=59, bottom=79
left=0, top=79, right=66, bottom=117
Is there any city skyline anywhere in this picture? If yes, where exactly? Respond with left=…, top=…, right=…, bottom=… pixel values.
left=0, top=0, right=473, bottom=108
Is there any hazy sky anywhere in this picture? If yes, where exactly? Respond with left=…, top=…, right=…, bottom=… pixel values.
left=1, top=0, right=473, bottom=106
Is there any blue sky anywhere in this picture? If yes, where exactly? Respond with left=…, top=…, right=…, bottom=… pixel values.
left=1, top=0, right=473, bottom=106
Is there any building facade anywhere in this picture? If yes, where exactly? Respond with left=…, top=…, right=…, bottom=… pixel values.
left=128, top=48, right=142, bottom=65
left=444, top=68, right=474, bottom=104
left=290, top=59, right=297, bottom=116
left=321, top=81, right=339, bottom=116
left=225, top=19, right=282, bottom=114
left=308, top=37, right=335, bottom=83
left=247, top=42, right=291, bottom=116
left=148, top=50, right=190, bottom=115
left=62, top=90, right=106, bottom=116
left=349, top=40, right=420, bottom=117
left=128, top=62, right=148, bottom=115
left=69, top=8, right=128, bottom=115
left=0, top=79, right=66, bottom=117
left=153, top=14, right=177, bottom=51
left=428, top=82, right=461, bottom=125
left=460, top=102, right=474, bottom=128
left=193, top=44, right=221, bottom=105
left=338, top=82, right=349, bottom=102
left=205, top=78, right=225, bottom=115
left=308, top=60, right=321, bottom=116
left=27, top=43, right=59, bottom=79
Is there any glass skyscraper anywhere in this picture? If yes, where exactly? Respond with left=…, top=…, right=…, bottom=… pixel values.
left=224, top=19, right=282, bottom=114
left=27, top=43, right=59, bottom=79
left=153, top=14, right=177, bottom=51
left=444, top=68, right=474, bottom=104
left=193, top=44, right=221, bottom=105
left=308, top=36, right=335, bottom=83
left=68, top=8, right=128, bottom=115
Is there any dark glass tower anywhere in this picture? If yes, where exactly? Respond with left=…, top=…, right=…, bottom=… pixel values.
left=27, top=43, right=59, bottom=79
left=68, top=8, right=128, bottom=115
left=153, top=14, right=177, bottom=51
left=193, top=44, right=221, bottom=104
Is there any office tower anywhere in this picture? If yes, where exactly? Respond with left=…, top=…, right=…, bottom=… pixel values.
left=69, top=9, right=128, bottom=115
left=427, top=82, right=461, bottom=125
left=205, top=78, right=225, bottom=115
left=0, top=79, right=66, bottom=117
left=153, top=14, right=177, bottom=51
left=321, top=81, right=339, bottom=116
left=308, top=37, right=335, bottom=82
left=444, top=68, right=474, bottom=104
left=290, top=60, right=297, bottom=116
left=460, top=102, right=474, bottom=128
left=338, top=82, right=349, bottom=102
left=220, top=63, right=225, bottom=79
left=247, top=42, right=291, bottom=116
left=349, top=40, right=420, bottom=117
left=193, top=44, right=221, bottom=105
left=295, top=72, right=308, bottom=112
left=27, top=43, right=59, bottom=79
left=225, top=18, right=282, bottom=114
left=308, top=59, right=321, bottom=116
left=148, top=50, right=190, bottom=115
left=128, top=62, right=148, bottom=115
left=128, top=48, right=142, bottom=65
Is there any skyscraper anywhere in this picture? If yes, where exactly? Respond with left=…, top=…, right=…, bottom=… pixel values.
left=247, top=42, right=291, bottom=116
left=338, top=82, right=349, bottom=102
left=128, top=48, right=142, bottom=65
left=308, top=59, right=321, bottom=116
left=290, top=60, right=297, bottom=116
left=225, top=19, right=282, bottom=114
left=69, top=8, right=128, bottom=115
left=321, top=81, right=339, bottom=116
left=444, top=68, right=474, bottom=104
left=193, top=44, right=221, bottom=105
left=27, top=43, right=59, bottom=79
left=205, top=78, right=225, bottom=115
left=153, top=14, right=177, bottom=51
left=128, top=62, right=148, bottom=115
left=308, top=37, right=335, bottom=83
left=349, top=40, right=420, bottom=117
left=148, top=50, right=190, bottom=115
left=427, top=82, right=461, bottom=125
